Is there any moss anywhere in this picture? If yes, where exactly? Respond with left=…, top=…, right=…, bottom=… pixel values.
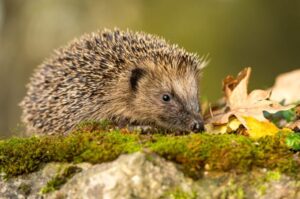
left=286, top=132, right=300, bottom=150
left=40, top=165, right=82, bottom=194
left=0, top=129, right=141, bottom=177
left=18, top=182, right=31, bottom=196
left=164, top=188, right=197, bottom=199
left=164, top=179, right=245, bottom=199
left=265, top=170, right=281, bottom=182
left=219, top=179, right=245, bottom=199
left=253, top=170, right=283, bottom=196
left=147, top=132, right=298, bottom=179
left=0, top=123, right=299, bottom=179
left=257, top=184, right=267, bottom=196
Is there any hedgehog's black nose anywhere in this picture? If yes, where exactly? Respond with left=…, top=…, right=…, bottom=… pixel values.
left=191, top=121, right=205, bottom=132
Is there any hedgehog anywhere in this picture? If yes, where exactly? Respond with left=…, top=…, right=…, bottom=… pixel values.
left=20, top=29, right=207, bottom=134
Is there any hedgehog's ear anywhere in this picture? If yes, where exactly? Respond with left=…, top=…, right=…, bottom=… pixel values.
left=130, top=68, right=146, bottom=92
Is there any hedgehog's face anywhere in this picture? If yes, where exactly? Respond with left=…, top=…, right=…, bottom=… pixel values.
left=129, top=67, right=205, bottom=132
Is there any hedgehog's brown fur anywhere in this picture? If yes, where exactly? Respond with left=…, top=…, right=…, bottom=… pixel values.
left=20, top=29, right=207, bottom=134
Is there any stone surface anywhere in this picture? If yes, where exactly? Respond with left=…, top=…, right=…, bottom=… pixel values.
left=1, top=152, right=300, bottom=199
left=50, top=152, right=193, bottom=199
left=0, top=163, right=92, bottom=199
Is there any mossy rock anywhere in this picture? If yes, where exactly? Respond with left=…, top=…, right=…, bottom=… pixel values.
left=0, top=122, right=299, bottom=179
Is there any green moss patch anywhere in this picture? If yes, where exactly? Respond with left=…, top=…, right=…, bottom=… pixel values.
left=286, top=133, right=300, bottom=150
left=164, top=188, right=198, bottom=199
left=18, top=182, right=31, bottom=196
left=0, top=125, right=299, bottom=179
left=40, top=165, right=82, bottom=194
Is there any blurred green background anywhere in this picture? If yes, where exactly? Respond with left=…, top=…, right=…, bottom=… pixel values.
left=0, top=0, right=299, bottom=137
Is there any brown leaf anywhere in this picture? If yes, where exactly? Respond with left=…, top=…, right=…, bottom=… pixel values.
left=208, top=67, right=293, bottom=128
left=270, top=69, right=300, bottom=105
left=223, top=67, right=250, bottom=105
left=287, top=120, right=300, bottom=132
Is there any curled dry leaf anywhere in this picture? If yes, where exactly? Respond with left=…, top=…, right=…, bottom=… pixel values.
left=208, top=67, right=294, bottom=129
left=270, top=69, right=300, bottom=105
left=288, top=120, right=300, bottom=132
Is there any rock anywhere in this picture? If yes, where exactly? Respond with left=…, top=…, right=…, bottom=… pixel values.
left=0, top=163, right=92, bottom=199
left=193, top=170, right=300, bottom=199
left=1, top=152, right=300, bottom=199
left=50, top=152, right=194, bottom=199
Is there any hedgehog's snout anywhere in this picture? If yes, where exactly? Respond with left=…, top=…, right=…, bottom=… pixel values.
left=190, top=120, right=205, bottom=132
left=187, top=112, right=205, bottom=132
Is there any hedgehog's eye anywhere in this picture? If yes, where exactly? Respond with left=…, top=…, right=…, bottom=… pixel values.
left=162, top=94, right=171, bottom=102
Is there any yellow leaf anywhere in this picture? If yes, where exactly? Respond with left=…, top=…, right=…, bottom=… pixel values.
left=205, top=118, right=242, bottom=134
left=244, top=117, right=279, bottom=139
left=206, top=116, right=281, bottom=139
left=227, top=118, right=241, bottom=132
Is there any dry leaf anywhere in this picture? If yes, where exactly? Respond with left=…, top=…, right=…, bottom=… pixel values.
left=206, top=116, right=280, bottom=139
left=288, top=120, right=300, bottom=132
left=270, top=69, right=300, bottom=105
left=208, top=67, right=293, bottom=128
left=205, top=118, right=242, bottom=135
left=287, top=105, right=300, bottom=131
